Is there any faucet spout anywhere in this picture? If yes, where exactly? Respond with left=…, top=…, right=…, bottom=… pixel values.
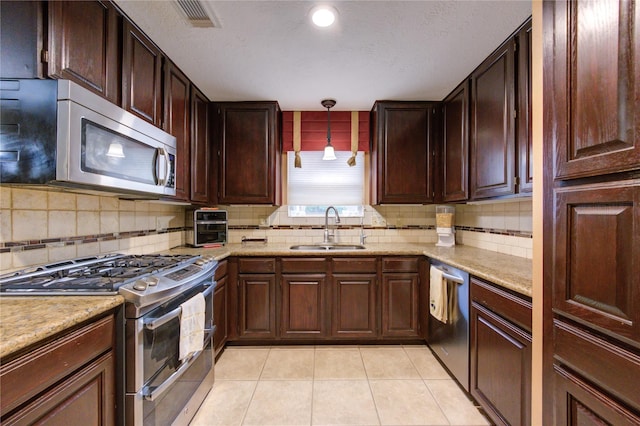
left=324, top=206, right=341, bottom=243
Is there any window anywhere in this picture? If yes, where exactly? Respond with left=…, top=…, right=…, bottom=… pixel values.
left=287, top=151, right=364, bottom=217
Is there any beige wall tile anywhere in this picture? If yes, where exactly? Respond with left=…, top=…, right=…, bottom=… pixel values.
left=48, top=211, right=76, bottom=238
left=99, top=239, right=120, bottom=254
left=13, top=248, right=48, bottom=269
left=0, top=210, right=11, bottom=243
left=13, top=210, right=47, bottom=241
left=0, top=251, right=13, bottom=272
left=77, top=211, right=100, bottom=236
left=100, top=196, right=119, bottom=211
left=76, top=194, right=100, bottom=210
left=119, top=211, right=136, bottom=232
left=48, top=192, right=76, bottom=211
left=12, top=188, right=47, bottom=210
left=100, top=211, right=119, bottom=234
left=77, top=242, right=100, bottom=257
left=48, top=244, right=77, bottom=263
left=0, top=187, right=11, bottom=209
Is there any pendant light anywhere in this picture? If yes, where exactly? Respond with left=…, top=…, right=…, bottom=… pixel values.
left=321, top=99, right=337, bottom=160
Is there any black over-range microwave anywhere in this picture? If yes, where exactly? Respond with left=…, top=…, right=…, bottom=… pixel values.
left=192, top=209, right=227, bottom=247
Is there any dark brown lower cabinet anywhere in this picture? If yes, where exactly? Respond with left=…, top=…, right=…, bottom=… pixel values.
left=213, top=275, right=228, bottom=356
left=332, top=274, right=377, bottom=338
left=280, top=274, right=327, bottom=338
left=238, top=273, right=276, bottom=339
left=471, top=277, right=532, bottom=426
left=0, top=313, right=116, bottom=425
left=381, top=257, right=420, bottom=337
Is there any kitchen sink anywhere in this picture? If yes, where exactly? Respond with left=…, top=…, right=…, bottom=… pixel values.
left=289, top=244, right=366, bottom=251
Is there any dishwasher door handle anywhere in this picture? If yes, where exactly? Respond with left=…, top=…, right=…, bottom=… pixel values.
left=432, top=266, right=465, bottom=284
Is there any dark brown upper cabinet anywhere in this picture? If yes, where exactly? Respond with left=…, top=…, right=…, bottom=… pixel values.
left=516, top=19, right=533, bottom=193
left=190, top=86, right=211, bottom=204
left=214, top=102, right=282, bottom=205
left=371, top=101, right=437, bottom=204
left=549, top=1, right=639, bottom=180
left=122, top=20, right=162, bottom=127
left=163, top=60, right=191, bottom=201
left=48, top=1, right=120, bottom=104
left=441, top=81, right=469, bottom=202
left=470, top=39, right=516, bottom=200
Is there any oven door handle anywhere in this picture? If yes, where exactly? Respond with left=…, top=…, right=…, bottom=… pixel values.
left=144, top=282, right=216, bottom=331
left=141, top=327, right=216, bottom=401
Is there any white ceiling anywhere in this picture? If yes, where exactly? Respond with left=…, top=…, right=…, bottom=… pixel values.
left=114, top=1, right=531, bottom=111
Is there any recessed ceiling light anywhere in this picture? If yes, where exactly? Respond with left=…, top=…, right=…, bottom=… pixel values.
left=311, top=6, right=337, bottom=28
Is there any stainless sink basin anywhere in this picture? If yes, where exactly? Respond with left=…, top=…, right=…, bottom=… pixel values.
left=289, top=244, right=366, bottom=251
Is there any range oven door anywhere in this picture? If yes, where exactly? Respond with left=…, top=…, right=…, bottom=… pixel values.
left=126, top=282, right=215, bottom=426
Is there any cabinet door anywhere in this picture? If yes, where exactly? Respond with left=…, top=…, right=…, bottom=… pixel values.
left=213, top=276, right=227, bottom=355
left=238, top=274, right=276, bottom=339
left=381, top=273, right=419, bottom=337
left=216, top=102, right=281, bottom=205
left=470, top=41, right=516, bottom=199
left=442, top=81, right=469, bottom=202
left=553, top=365, right=640, bottom=426
left=471, top=302, right=531, bottom=426
left=553, top=181, right=639, bottom=345
left=48, top=1, right=119, bottom=103
left=190, top=86, right=211, bottom=203
left=371, top=102, right=436, bottom=204
left=548, top=1, right=640, bottom=179
left=516, top=19, right=533, bottom=193
left=122, top=20, right=162, bottom=126
left=332, top=274, right=377, bottom=338
left=0, top=1, right=42, bottom=79
left=281, top=274, right=327, bottom=338
left=3, top=351, right=115, bottom=425
left=164, top=61, right=191, bottom=201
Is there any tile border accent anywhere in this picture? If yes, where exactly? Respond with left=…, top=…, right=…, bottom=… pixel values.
left=1, top=227, right=188, bottom=253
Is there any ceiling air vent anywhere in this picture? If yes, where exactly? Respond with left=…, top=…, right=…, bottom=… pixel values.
left=173, top=0, right=217, bottom=28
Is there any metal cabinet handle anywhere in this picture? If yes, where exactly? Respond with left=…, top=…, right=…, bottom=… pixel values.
left=144, top=283, right=215, bottom=330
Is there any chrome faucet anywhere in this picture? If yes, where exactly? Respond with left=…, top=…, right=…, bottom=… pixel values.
left=324, top=206, right=341, bottom=243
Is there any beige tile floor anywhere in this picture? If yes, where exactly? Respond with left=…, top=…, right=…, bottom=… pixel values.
left=190, top=345, right=491, bottom=426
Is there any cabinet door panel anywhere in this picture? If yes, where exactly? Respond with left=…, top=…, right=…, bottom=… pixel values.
left=122, top=21, right=162, bottom=126
left=213, top=277, right=227, bottom=355
left=381, top=273, right=418, bottom=337
left=164, top=61, right=190, bottom=201
left=551, top=0, right=640, bottom=179
left=442, top=81, right=469, bottom=202
left=470, top=42, right=515, bottom=199
left=554, top=182, right=639, bottom=344
left=281, top=274, right=326, bottom=338
left=48, top=1, right=118, bottom=103
left=553, top=365, right=640, bottom=426
left=471, top=303, right=531, bottom=426
left=190, top=86, right=210, bottom=203
left=517, top=20, right=533, bottom=193
left=332, top=274, right=377, bottom=338
left=238, top=274, right=276, bottom=338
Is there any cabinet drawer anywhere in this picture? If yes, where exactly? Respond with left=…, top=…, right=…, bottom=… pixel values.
left=554, top=319, right=640, bottom=412
left=0, top=314, right=114, bottom=415
left=382, top=257, right=418, bottom=272
left=471, top=277, right=532, bottom=332
left=215, top=259, right=228, bottom=280
left=332, top=257, right=377, bottom=273
left=281, top=258, right=326, bottom=273
left=238, top=258, right=276, bottom=273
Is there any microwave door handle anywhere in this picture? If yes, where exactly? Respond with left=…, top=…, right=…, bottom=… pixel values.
left=156, top=147, right=169, bottom=186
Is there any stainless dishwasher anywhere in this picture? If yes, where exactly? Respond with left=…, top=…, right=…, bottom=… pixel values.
left=427, top=259, right=470, bottom=391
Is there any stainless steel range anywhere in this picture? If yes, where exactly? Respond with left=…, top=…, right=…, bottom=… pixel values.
left=0, top=253, right=218, bottom=426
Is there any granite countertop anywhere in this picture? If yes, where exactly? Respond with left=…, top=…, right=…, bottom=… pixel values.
left=0, top=295, right=124, bottom=360
left=0, top=243, right=531, bottom=360
left=169, top=242, right=532, bottom=297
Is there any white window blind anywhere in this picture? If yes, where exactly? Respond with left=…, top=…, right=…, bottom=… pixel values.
left=287, top=151, right=364, bottom=206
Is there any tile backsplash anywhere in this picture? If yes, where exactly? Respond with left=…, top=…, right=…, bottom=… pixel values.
left=1, top=187, right=186, bottom=273
left=1, top=186, right=533, bottom=273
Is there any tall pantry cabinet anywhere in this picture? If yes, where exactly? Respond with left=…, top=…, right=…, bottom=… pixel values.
left=543, top=1, right=640, bottom=424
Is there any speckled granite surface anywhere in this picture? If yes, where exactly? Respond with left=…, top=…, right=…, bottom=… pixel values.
left=1, top=243, right=531, bottom=360
left=0, top=295, right=123, bottom=359
left=169, top=242, right=532, bottom=297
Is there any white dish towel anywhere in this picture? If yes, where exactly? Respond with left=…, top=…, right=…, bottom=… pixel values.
left=179, top=293, right=205, bottom=361
left=430, top=265, right=448, bottom=324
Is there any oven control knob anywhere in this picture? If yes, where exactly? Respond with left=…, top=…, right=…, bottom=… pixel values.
left=132, top=280, right=148, bottom=291
left=146, top=277, right=159, bottom=287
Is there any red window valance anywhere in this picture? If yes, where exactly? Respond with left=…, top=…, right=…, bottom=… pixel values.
left=282, top=111, right=370, bottom=152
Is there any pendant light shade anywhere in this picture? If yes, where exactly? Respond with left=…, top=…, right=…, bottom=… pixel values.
left=321, top=99, right=337, bottom=160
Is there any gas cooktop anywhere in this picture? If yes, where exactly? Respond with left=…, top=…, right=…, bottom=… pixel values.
left=0, top=254, right=204, bottom=295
